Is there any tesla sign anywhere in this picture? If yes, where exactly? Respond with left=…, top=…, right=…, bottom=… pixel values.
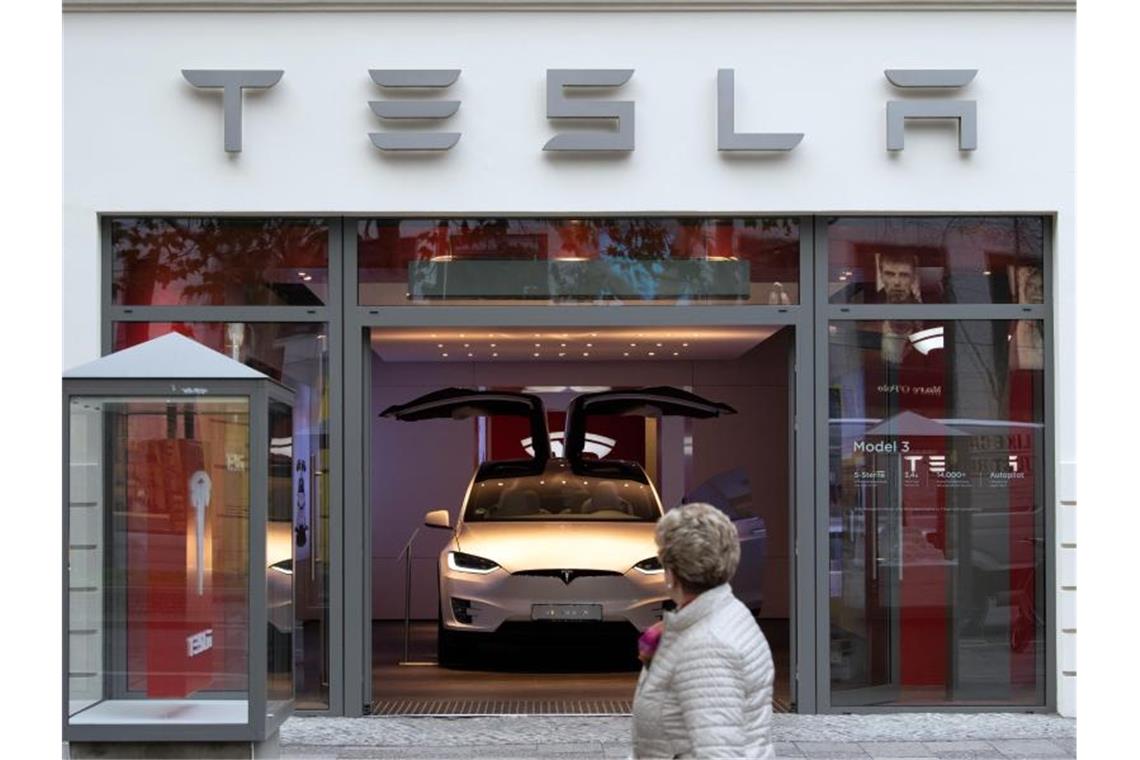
left=181, top=67, right=978, bottom=154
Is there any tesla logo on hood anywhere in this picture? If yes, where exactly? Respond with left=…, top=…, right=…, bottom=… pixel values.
left=560, top=569, right=575, bottom=585
left=522, top=431, right=616, bottom=459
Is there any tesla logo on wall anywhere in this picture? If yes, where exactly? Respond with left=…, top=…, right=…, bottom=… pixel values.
left=521, top=432, right=617, bottom=459
left=181, top=67, right=978, bottom=154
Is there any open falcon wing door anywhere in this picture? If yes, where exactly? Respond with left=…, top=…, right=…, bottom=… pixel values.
left=562, top=386, right=737, bottom=463
left=379, top=387, right=551, bottom=462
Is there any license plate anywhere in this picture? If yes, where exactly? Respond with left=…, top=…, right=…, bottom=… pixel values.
left=531, top=604, right=603, bottom=622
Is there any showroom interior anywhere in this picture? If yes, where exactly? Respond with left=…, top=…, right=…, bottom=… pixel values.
left=367, top=323, right=796, bottom=714
left=99, top=214, right=1052, bottom=717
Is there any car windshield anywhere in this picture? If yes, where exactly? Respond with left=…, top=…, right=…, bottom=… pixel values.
left=464, top=473, right=660, bottom=522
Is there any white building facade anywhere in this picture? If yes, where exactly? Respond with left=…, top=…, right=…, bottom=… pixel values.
left=63, top=0, right=1076, bottom=719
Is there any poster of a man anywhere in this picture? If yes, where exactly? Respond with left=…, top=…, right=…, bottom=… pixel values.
left=874, top=251, right=922, bottom=304
left=1010, top=264, right=1044, bottom=370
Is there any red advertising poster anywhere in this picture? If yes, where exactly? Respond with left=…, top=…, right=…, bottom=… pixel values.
left=128, top=439, right=216, bottom=698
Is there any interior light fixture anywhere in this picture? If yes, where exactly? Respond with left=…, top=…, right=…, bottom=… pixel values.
left=533, top=352, right=540, bottom=357
left=682, top=342, right=689, bottom=347
left=442, top=353, right=449, bottom=357
left=623, top=352, right=630, bottom=357
left=648, top=352, right=656, bottom=356
left=303, top=275, right=313, bottom=281
left=582, top=352, right=590, bottom=357
left=492, top=352, right=498, bottom=357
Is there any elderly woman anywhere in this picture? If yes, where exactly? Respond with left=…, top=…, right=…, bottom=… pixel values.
left=632, top=503, right=775, bottom=759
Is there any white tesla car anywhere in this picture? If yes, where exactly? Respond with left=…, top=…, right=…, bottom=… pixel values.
left=381, top=386, right=737, bottom=665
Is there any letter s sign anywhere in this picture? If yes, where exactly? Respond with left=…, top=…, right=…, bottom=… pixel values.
left=543, top=69, right=634, bottom=152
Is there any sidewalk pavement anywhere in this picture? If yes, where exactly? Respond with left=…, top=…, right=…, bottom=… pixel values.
left=281, top=713, right=1076, bottom=759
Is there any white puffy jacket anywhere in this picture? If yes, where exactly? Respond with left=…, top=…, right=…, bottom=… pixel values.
left=631, top=584, right=775, bottom=759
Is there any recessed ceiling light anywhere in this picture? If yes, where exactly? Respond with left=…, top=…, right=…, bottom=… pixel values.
left=535, top=343, right=541, bottom=347
left=591, top=333, right=598, bottom=337
left=490, top=343, right=497, bottom=348
left=586, top=343, right=593, bottom=348
left=463, top=343, right=470, bottom=348
left=492, top=352, right=498, bottom=357
left=533, top=352, right=540, bottom=357
left=558, top=352, right=566, bottom=357
left=623, top=352, right=630, bottom=357
left=682, top=342, right=689, bottom=347
left=437, top=343, right=444, bottom=348
left=561, top=343, right=567, bottom=348
left=467, top=352, right=474, bottom=357
left=441, top=353, right=449, bottom=357
left=673, top=352, right=679, bottom=356
left=630, top=343, right=637, bottom=347
left=582, top=352, right=589, bottom=357
left=648, top=351, right=656, bottom=356
left=656, top=343, right=663, bottom=347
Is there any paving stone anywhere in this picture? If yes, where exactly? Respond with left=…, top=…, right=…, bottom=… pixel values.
left=337, top=745, right=542, bottom=759
left=601, top=742, right=632, bottom=758
left=922, top=740, right=1004, bottom=759
left=860, top=742, right=938, bottom=758
left=776, top=741, right=807, bottom=757
left=1052, top=737, right=1077, bottom=755
left=283, top=745, right=340, bottom=758
left=989, top=739, right=1072, bottom=759
left=536, top=743, right=605, bottom=755
left=797, top=740, right=870, bottom=758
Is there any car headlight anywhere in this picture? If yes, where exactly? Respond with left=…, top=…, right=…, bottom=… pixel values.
left=448, top=551, right=500, bottom=574
left=633, top=556, right=664, bottom=574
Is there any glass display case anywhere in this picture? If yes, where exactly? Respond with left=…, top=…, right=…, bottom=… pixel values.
left=63, top=333, right=294, bottom=743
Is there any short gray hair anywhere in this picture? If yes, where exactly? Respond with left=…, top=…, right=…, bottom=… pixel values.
left=655, top=502, right=740, bottom=593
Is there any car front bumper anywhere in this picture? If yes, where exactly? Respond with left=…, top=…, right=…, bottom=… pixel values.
left=440, top=560, right=670, bottom=633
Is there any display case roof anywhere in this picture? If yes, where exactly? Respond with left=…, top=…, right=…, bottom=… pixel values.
left=64, top=332, right=268, bottom=380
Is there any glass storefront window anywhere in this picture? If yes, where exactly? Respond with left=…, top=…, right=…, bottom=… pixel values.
left=358, top=217, right=799, bottom=305
left=267, top=401, right=295, bottom=714
left=827, top=320, right=1046, bottom=706
left=827, top=217, right=1044, bottom=305
left=113, top=322, right=331, bottom=709
left=68, top=396, right=252, bottom=720
left=112, top=218, right=329, bottom=306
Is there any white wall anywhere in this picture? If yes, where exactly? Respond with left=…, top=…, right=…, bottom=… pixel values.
left=64, top=7, right=1075, bottom=715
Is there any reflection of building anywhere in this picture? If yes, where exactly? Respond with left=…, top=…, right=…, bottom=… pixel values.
left=64, top=0, right=1073, bottom=728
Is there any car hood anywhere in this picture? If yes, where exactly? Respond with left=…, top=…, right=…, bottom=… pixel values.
left=455, top=521, right=658, bottom=574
